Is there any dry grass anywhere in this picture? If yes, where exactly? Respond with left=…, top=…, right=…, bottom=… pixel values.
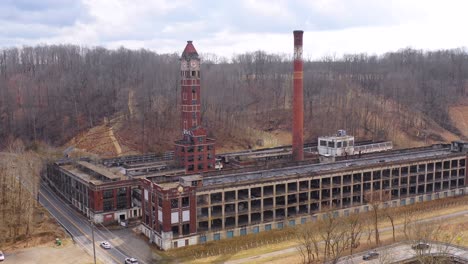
left=181, top=197, right=468, bottom=264
left=449, top=103, right=468, bottom=139
left=1, top=206, right=66, bottom=251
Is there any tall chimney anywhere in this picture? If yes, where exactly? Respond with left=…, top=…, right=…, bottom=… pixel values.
left=292, top=30, right=304, bottom=161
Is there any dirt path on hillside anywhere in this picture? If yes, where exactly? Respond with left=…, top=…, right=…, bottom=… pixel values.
left=108, top=127, right=122, bottom=155
left=450, top=106, right=468, bottom=139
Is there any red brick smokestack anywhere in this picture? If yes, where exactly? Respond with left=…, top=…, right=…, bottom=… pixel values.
left=292, top=30, right=304, bottom=161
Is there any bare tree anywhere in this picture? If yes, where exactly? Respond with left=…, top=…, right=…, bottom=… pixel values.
left=345, top=213, right=363, bottom=255
left=364, top=190, right=387, bottom=246
left=296, top=223, right=320, bottom=264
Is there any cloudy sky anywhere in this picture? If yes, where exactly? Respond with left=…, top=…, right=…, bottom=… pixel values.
left=1, top=0, right=467, bottom=59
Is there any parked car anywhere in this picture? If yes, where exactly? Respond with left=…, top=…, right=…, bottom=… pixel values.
left=362, top=250, right=379, bottom=260
left=0, top=250, right=4, bottom=261
left=412, top=242, right=430, bottom=250
left=100, top=241, right=111, bottom=249
left=124, top=257, right=139, bottom=264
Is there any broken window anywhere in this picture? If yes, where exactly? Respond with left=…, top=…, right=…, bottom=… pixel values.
left=116, top=195, right=127, bottom=209
left=171, top=199, right=179, bottom=209
left=182, top=197, right=189, bottom=207
left=158, top=196, right=163, bottom=207
left=103, top=190, right=113, bottom=199
left=103, top=200, right=113, bottom=212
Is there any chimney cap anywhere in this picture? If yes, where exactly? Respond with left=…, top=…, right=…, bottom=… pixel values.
left=293, top=30, right=304, bottom=34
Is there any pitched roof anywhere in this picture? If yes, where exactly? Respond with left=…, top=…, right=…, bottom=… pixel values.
left=181, top=40, right=199, bottom=60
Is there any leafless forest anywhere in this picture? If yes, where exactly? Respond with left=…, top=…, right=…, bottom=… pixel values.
left=0, top=45, right=467, bottom=152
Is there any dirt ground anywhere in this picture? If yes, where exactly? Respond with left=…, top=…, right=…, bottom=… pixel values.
left=449, top=104, right=468, bottom=139
left=1, top=238, right=96, bottom=264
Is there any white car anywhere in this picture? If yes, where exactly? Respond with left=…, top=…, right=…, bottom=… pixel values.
left=100, top=241, right=111, bottom=249
left=124, top=257, right=139, bottom=264
left=0, top=250, right=4, bottom=261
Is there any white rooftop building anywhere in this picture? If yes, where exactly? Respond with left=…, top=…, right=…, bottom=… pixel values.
left=318, top=130, right=355, bottom=157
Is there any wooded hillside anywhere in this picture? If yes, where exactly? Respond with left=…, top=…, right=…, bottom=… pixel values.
left=0, top=46, right=466, bottom=153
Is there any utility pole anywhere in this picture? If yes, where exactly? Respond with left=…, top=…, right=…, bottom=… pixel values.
left=90, top=220, right=96, bottom=264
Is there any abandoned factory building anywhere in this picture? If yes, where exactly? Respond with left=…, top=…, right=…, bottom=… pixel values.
left=45, top=33, right=468, bottom=251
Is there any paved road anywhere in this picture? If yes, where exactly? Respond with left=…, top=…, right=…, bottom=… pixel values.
left=338, top=242, right=468, bottom=263
left=226, top=209, right=468, bottom=264
left=39, top=184, right=154, bottom=264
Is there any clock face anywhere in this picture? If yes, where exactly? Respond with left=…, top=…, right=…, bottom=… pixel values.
left=177, top=186, right=184, bottom=193
left=181, top=61, right=187, bottom=69
left=190, top=60, right=198, bottom=68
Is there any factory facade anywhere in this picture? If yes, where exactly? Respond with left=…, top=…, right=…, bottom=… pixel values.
left=45, top=32, right=468, bottom=251
left=46, top=159, right=142, bottom=223
left=140, top=143, right=467, bottom=249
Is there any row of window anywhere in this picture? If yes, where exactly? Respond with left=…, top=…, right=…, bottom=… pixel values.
left=188, top=163, right=214, bottom=171
left=199, top=180, right=465, bottom=214
left=199, top=219, right=307, bottom=243
left=194, top=189, right=466, bottom=244
left=170, top=197, right=190, bottom=209
left=102, top=196, right=128, bottom=212
left=179, top=144, right=213, bottom=152
left=180, top=154, right=214, bottom=162
left=182, top=91, right=197, bottom=100
left=200, top=176, right=465, bottom=206
left=103, top=188, right=127, bottom=198
left=200, top=163, right=465, bottom=204
left=181, top=70, right=200, bottom=78
left=319, top=140, right=354, bottom=148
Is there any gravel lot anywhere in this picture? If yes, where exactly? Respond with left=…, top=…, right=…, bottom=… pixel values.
left=1, top=240, right=96, bottom=264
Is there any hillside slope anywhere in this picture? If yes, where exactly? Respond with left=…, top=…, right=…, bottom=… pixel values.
left=67, top=92, right=466, bottom=157
left=449, top=98, right=468, bottom=140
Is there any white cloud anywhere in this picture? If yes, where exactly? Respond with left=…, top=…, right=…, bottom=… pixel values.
left=1, top=0, right=468, bottom=59
left=241, top=0, right=292, bottom=19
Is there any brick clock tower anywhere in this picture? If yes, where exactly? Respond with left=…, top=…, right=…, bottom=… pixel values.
left=174, top=41, right=215, bottom=173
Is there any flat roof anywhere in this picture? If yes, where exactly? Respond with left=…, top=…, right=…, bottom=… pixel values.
left=158, top=182, right=180, bottom=190
left=201, top=145, right=459, bottom=188
left=181, top=175, right=202, bottom=181
left=318, top=135, right=354, bottom=140
left=76, top=161, right=123, bottom=180
left=62, top=165, right=101, bottom=185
